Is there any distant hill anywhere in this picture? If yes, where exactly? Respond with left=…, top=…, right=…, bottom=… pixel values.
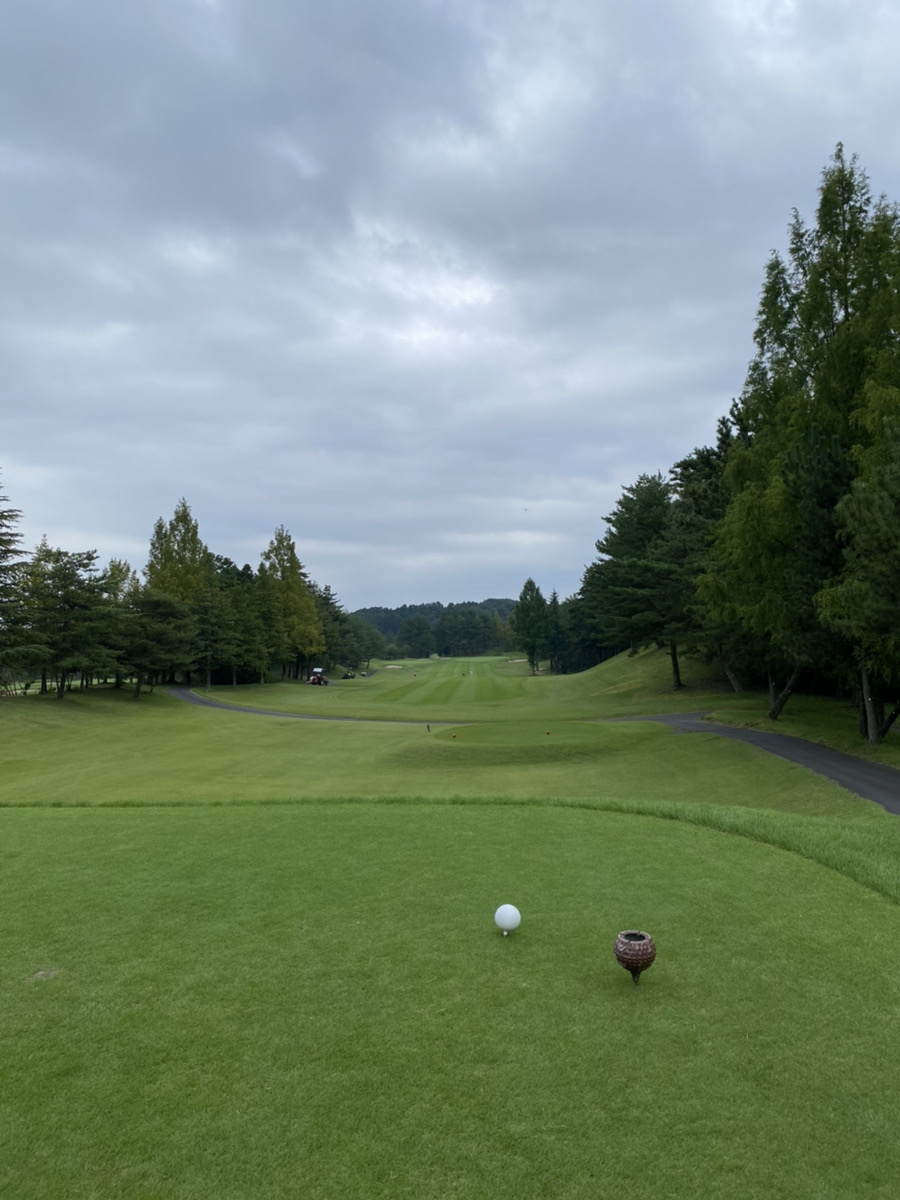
left=352, top=598, right=516, bottom=639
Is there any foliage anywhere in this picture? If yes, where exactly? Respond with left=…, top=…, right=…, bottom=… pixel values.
left=21, top=540, right=120, bottom=699
left=144, top=498, right=210, bottom=603
left=0, top=473, right=26, bottom=690
left=396, top=614, right=436, bottom=658
left=345, top=614, right=386, bottom=669
left=354, top=598, right=517, bottom=640
left=816, top=419, right=900, bottom=740
left=122, top=585, right=197, bottom=699
left=581, top=474, right=692, bottom=688
left=508, top=578, right=549, bottom=672
left=700, top=146, right=900, bottom=719
left=259, top=526, right=325, bottom=677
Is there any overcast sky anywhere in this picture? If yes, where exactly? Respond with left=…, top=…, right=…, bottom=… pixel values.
left=3, top=0, right=900, bottom=610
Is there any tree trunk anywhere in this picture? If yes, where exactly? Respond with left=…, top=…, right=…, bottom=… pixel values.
left=669, top=642, right=683, bottom=689
left=720, top=657, right=742, bottom=693
left=40, top=670, right=47, bottom=695
left=133, top=672, right=144, bottom=700
left=767, top=671, right=777, bottom=709
left=56, top=671, right=67, bottom=701
left=880, top=701, right=900, bottom=740
left=768, top=666, right=801, bottom=720
left=860, top=664, right=883, bottom=745
left=855, top=686, right=868, bottom=738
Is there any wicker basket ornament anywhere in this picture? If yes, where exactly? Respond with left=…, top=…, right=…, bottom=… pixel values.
left=614, top=930, right=657, bottom=985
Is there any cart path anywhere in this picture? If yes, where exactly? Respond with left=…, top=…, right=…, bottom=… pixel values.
left=167, top=689, right=900, bottom=815
left=612, top=712, right=900, bottom=816
left=165, top=686, right=417, bottom=724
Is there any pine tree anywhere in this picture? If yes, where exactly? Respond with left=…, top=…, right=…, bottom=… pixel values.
left=816, top=419, right=900, bottom=742
left=144, top=499, right=210, bottom=603
left=700, top=147, right=900, bottom=717
left=581, top=473, right=689, bottom=689
left=509, top=579, right=549, bottom=673
left=0, top=473, right=25, bottom=690
left=260, top=526, right=324, bottom=678
left=23, top=542, right=117, bottom=699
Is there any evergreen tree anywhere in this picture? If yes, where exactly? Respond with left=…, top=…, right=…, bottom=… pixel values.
left=546, top=591, right=565, bottom=674
left=397, top=614, right=436, bottom=658
left=238, top=565, right=281, bottom=684
left=345, top=615, right=385, bottom=670
left=260, top=526, right=324, bottom=678
left=144, top=499, right=210, bottom=603
left=509, top=579, right=549, bottom=673
left=23, top=542, right=117, bottom=699
left=0, top=474, right=26, bottom=690
left=310, top=582, right=354, bottom=671
left=194, top=556, right=242, bottom=688
left=816, top=419, right=900, bottom=742
left=123, top=584, right=197, bottom=700
left=581, top=473, right=689, bottom=688
left=700, top=147, right=900, bottom=717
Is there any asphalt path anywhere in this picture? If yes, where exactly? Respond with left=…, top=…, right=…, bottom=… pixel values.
left=166, top=686, right=366, bottom=722
left=616, top=712, right=900, bottom=816
left=167, top=688, right=900, bottom=816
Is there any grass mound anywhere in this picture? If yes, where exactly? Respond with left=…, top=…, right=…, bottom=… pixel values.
left=396, top=720, right=650, bottom=766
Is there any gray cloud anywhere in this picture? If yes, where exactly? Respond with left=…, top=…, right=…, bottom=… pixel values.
left=4, top=0, right=900, bottom=608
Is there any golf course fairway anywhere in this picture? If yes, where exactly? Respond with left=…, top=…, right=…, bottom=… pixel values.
left=2, top=651, right=899, bottom=1198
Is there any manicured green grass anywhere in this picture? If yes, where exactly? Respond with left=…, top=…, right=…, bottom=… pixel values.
left=205, top=652, right=732, bottom=723
left=0, top=685, right=878, bottom=820
left=4, top=803, right=900, bottom=1200
left=3, top=652, right=900, bottom=1197
left=209, top=649, right=900, bottom=766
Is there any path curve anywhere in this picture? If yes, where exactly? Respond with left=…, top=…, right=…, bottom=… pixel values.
left=167, top=688, right=900, bottom=815
left=165, top=686, right=421, bottom=725
left=613, top=712, right=900, bottom=816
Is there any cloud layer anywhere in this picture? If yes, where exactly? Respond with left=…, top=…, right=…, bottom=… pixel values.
left=3, top=0, right=900, bottom=607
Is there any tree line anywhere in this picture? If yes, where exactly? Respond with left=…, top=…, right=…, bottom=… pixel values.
left=355, top=599, right=518, bottom=659
left=0, top=496, right=386, bottom=699
left=508, top=148, right=900, bottom=744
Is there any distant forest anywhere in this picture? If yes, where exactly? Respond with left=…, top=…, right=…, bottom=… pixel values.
left=353, top=598, right=516, bottom=636
left=353, top=599, right=517, bottom=659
